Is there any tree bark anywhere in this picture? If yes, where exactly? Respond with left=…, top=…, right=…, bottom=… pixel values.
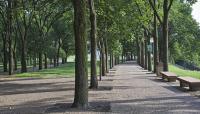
left=72, top=0, right=88, bottom=108
left=44, top=53, right=48, bottom=69
left=54, top=56, right=57, bottom=67
left=141, top=41, right=145, bottom=68
left=144, top=33, right=148, bottom=70
left=57, top=39, right=62, bottom=66
left=147, top=33, right=152, bottom=71
left=104, top=39, right=108, bottom=73
left=110, top=53, right=112, bottom=69
left=21, top=42, right=27, bottom=73
left=33, top=54, right=37, bottom=68
left=100, top=39, right=106, bottom=76
left=153, top=0, right=159, bottom=73
left=3, top=37, right=8, bottom=72
left=8, top=0, right=13, bottom=75
left=13, top=50, right=17, bottom=71
left=89, top=0, right=98, bottom=89
left=163, top=0, right=169, bottom=71
left=39, top=52, right=43, bottom=70
left=99, top=51, right=102, bottom=81
left=136, top=37, right=140, bottom=65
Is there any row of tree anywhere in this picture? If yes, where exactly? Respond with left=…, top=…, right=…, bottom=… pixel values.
left=0, top=0, right=199, bottom=109
left=0, top=0, right=74, bottom=75
left=72, top=0, right=199, bottom=108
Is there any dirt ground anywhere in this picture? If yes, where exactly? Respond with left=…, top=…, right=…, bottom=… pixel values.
left=1, top=61, right=200, bottom=114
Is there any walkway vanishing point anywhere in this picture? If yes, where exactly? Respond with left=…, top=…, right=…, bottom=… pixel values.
left=1, top=61, right=200, bottom=114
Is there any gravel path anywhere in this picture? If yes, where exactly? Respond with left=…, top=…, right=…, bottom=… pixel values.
left=111, top=61, right=200, bottom=114
left=1, top=61, right=200, bottom=114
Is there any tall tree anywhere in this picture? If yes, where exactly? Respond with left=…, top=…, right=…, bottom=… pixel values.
left=7, top=0, right=13, bottom=75
left=72, top=0, right=88, bottom=108
left=89, top=0, right=98, bottom=89
left=148, top=0, right=174, bottom=71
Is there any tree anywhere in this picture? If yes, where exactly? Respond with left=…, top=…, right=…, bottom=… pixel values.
left=7, top=0, right=13, bottom=75
left=72, top=0, right=88, bottom=108
left=89, top=0, right=98, bottom=89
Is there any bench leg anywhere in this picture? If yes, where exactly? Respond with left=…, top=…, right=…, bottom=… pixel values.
left=188, top=84, right=199, bottom=91
left=180, top=82, right=184, bottom=88
left=162, top=76, right=165, bottom=80
left=180, top=82, right=187, bottom=88
left=189, top=84, right=195, bottom=91
left=168, top=78, right=176, bottom=82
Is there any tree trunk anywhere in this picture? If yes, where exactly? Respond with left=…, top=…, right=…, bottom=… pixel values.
left=100, top=39, right=106, bottom=76
left=13, top=51, right=17, bottom=71
left=21, top=42, right=27, bottom=73
left=141, top=41, right=145, bottom=68
left=136, top=37, right=140, bottom=65
left=153, top=0, right=159, bottom=73
left=57, top=42, right=61, bottom=66
left=163, top=0, right=169, bottom=71
left=104, top=39, right=108, bottom=73
left=99, top=51, right=102, bottom=81
left=72, top=0, right=88, bottom=108
left=110, top=53, right=112, bottom=69
left=62, top=58, right=65, bottom=64
left=8, top=0, right=13, bottom=75
left=159, top=26, right=163, bottom=63
left=89, top=0, right=98, bottom=89
left=33, top=54, right=36, bottom=68
left=111, top=55, right=114, bottom=67
left=44, top=53, right=48, bottom=69
left=144, top=31, right=148, bottom=70
left=39, top=52, right=42, bottom=70
left=3, top=37, right=8, bottom=72
left=54, top=56, right=57, bottom=67
left=147, top=33, right=152, bottom=71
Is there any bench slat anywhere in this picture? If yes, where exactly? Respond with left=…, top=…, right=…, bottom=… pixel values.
left=160, top=72, right=177, bottom=76
left=177, top=77, right=200, bottom=83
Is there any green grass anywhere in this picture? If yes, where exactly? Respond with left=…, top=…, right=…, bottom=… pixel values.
left=15, top=62, right=75, bottom=78
left=169, top=64, right=200, bottom=79
left=14, top=61, right=100, bottom=78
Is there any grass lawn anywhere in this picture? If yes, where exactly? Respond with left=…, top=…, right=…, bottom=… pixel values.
left=15, top=62, right=75, bottom=78
left=14, top=62, right=100, bottom=78
left=169, top=64, right=200, bottom=79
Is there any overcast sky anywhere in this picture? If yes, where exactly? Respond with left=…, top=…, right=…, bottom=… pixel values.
left=192, top=0, right=200, bottom=24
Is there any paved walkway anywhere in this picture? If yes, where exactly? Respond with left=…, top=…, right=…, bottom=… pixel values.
left=111, top=61, right=200, bottom=114
left=1, top=61, right=200, bottom=114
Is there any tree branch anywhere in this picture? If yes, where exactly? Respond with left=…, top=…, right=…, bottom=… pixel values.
left=168, top=0, right=174, bottom=12
left=148, top=0, right=163, bottom=24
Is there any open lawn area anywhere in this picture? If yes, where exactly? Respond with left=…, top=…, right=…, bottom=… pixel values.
left=14, top=62, right=100, bottom=78
left=169, top=64, right=200, bottom=79
left=14, top=62, right=75, bottom=78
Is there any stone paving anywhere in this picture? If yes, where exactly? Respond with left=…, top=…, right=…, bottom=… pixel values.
left=1, top=61, right=200, bottom=114
left=111, top=61, right=200, bottom=114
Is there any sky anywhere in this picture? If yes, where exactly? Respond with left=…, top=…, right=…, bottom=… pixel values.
left=192, top=0, right=200, bottom=24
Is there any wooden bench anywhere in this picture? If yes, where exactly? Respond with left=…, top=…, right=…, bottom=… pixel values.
left=177, top=77, right=200, bottom=91
left=160, top=72, right=177, bottom=82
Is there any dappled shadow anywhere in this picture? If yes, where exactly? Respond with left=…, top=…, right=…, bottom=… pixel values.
left=163, top=86, right=189, bottom=93
left=92, top=86, right=113, bottom=91
left=0, top=77, right=73, bottom=83
left=113, top=86, right=150, bottom=90
left=0, top=81, right=74, bottom=95
left=45, top=101, right=111, bottom=113
left=146, top=72, right=155, bottom=74
left=110, top=96, right=200, bottom=113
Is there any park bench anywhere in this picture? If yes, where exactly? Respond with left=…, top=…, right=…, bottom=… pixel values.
left=160, top=72, right=177, bottom=82
left=177, top=77, right=200, bottom=91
